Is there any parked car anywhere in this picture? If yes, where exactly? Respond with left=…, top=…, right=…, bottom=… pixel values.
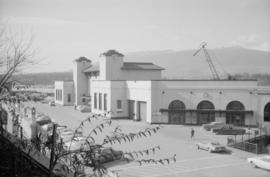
left=214, top=125, right=246, bottom=135
left=96, top=147, right=123, bottom=164
left=202, top=122, right=225, bottom=131
left=247, top=155, right=270, bottom=170
left=195, top=141, right=226, bottom=152
left=77, top=105, right=91, bottom=113
left=64, top=138, right=123, bottom=164
left=49, top=101, right=55, bottom=106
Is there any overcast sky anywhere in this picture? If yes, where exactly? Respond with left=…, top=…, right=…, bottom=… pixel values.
left=0, top=0, right=269, bottom=73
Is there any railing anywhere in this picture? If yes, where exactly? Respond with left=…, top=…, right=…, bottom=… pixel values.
left=228, top=141, right=258, bottom=154
left=227, top=133, right=270, bottom=154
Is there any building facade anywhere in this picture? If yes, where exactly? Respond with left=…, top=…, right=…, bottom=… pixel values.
left=55, top=50, right=270, bottom=132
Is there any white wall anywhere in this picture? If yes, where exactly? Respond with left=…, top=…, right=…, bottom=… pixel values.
left=73, top=60, right=91, bottom=105
left=257, top=92, right=270, bottom=134
left=151, top=80, right=259, bottom=125
left=99, top=55, right=124, bottom=80
left=54, top=81, right=74, bottom=106
left=126, top=81, right=152, bottom=122
left=90, top=81, right=112, bottom=116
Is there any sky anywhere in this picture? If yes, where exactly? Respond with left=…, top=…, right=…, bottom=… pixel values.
left=0, top=0, right=269, bottom=73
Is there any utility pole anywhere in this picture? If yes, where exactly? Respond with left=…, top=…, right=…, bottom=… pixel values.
left=49, top=123, right=57, bottom=177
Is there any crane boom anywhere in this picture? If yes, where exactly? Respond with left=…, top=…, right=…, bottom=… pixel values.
left=193, top=42, right=220, bottom=80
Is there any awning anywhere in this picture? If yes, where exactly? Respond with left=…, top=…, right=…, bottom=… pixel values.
left=160, top=109, right=253, bottom=114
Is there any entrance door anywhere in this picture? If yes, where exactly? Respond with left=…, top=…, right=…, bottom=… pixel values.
left=128, top=100, right=135, bottom=120
left=197, top=100, right=215, bottom=125
left=226, top=101, right=245, bottom=126
left=168, top=100, right=186, bottom=124
left=169, top=113, right=185, bottom=124
left=139, top=102, right=147, bottom=122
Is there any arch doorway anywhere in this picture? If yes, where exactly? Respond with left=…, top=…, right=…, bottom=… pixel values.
left=197, top=100, right=215, bottom=124
left=264, top=102, right=270, bottom=122
left=168, top=100, right=186, bottom=124
left=226, top=101, right=245, bottom=126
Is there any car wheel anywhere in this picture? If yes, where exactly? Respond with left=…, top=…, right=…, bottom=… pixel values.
left=250, top=162, right=257, bottom=168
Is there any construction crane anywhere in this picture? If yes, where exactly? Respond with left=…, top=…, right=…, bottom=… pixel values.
left=193, top=42, right=220, bottom=80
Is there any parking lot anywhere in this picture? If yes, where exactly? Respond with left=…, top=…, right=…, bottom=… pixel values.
left=27, top=102, right=270, bottom=177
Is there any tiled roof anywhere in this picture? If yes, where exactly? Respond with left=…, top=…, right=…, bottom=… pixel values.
left=101, top=50, right=124, bottom=57
left=83, top=63, right=99, bottom=73
left=74, top=56, right=91, bottom=62
left=121, top=62, right=164, bottom=70
left=83, top=62, right=164, bottom=73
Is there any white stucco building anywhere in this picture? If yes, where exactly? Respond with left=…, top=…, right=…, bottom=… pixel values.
left=55, top=50, right=270, bottom=132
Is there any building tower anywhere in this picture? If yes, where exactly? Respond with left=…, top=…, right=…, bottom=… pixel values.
left=73, top=57, right=91, bottom=106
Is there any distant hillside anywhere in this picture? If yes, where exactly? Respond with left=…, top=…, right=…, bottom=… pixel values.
left=13, top=72, right=72, bottom=85
left=11, top=47, right=270, bottom=85
left=125, top=47, right=270, bottom=79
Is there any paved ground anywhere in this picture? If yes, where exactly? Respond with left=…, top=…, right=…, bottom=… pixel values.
left=27, top=102, right=270, bottom=177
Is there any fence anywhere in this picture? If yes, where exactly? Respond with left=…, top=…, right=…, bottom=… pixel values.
left=228, top=141, right=258, bottom=154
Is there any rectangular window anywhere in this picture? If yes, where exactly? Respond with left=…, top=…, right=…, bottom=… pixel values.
left=60, top=90, right=62, bottom=101
left=94, top=93, right=97, bottom=109
left=67, top=94, right=71, bottom=102
left=117, top=100, right=122, bottom=110
left=99, top=93, right=102, bottom=110
left=104, top=94, right=107, bottom=111
left=55, top=90, right=58, bottom=101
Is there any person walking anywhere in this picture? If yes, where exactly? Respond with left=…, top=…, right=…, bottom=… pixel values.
left=191, top=128, right=195, bottom=139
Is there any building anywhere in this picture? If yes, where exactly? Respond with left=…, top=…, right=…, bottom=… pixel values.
left=55, top=50, right=270, bottom=132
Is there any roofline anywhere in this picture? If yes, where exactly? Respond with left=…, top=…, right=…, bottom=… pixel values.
left=152, top=79, right=258, bottom=81
left=91, top=79, right=258, bottom=82
left=121, top=68, right=165, bottom=71
left=123, top=62, right=154, bottom=64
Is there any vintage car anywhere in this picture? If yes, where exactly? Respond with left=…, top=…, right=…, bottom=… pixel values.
left=213, top=125, right=246, bottom=135
left=202, top=122, right=225, bottom=131
left=247, top=155, right=270, bottom=170
left=196, top=141, right=226, bottom=152
left=77, top=105, right=91, bottom=113
left=64, top=137, right=123, bottom=164
left=49, top=101, right=55, bottom=106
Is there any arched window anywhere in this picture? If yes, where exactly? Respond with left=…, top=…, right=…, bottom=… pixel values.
left=226, top=101, right=245, bottom=110
left=168, top=100, right=186, bottom=110
left=197, top=100, right=215, bottom=110
left=226, top=101, right=245, bottom=126
left=264, top=103, right=270, bottom=122
left=168, top=100, right=186, bottom=124
left=196, top=100, right=215, bottom=124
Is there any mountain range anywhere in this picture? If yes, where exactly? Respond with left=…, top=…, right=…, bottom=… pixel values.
left=12, top=47, right=270, bottom=85
left=124, top=47, right=270, bottom=79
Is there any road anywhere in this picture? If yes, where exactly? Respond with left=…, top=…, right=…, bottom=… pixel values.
left=28, top=102, right=270, bottom=177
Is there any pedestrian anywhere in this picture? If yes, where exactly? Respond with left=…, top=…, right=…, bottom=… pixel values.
left=191, top=128, right=195, bottom=139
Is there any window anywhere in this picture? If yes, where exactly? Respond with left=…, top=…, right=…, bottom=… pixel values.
left=99, top=93, right=102, bottom=110
left=55, top=90, right=57, bottom=100
left=67, top=94, right=71, bottom=102
left=264, top=103, right=270, bottom=122
left=94, top=93, right=97, bottom=109
left=117, top=100, right=122, bottom=110
left=104, top=94, right=107, bottom=111
left=60, top=90, right=62, bottom=101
